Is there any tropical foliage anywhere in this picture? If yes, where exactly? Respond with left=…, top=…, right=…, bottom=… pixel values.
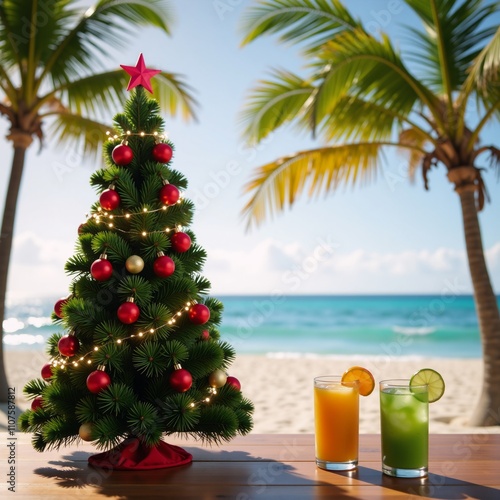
left=240, top=0, right=500, bottom=425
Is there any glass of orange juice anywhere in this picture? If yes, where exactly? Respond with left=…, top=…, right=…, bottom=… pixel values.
left=314, top=375, right=359, bottom=471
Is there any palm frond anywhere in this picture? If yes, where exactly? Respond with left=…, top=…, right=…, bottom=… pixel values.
left=319, top=95, right=432, bottom=145
left=404, top=0, right=498, bottom=91
left=39, top=69, right=196, bottom=123
left=37, top=0, right=173, bottom=90
left=0, top=0, right=72, bottom=71
left=47, top=113, right=111, bottom=160
left=399, top=127, right=432, bottom=181
left=240, top=0, right=361, bottom=53
left=151, top=71, right=197, bottom=121
left=311, top=29, right=439, bottom=128
left=39, top=70, right=128, bottom=120
left=242, top=143, right=386, bottom=229
left=464, top=25, right=500, bottom=93
left=240, top=69, right=315, bottom=144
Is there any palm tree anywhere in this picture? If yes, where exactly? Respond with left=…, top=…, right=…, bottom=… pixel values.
left=0, top=0, right=196, bottom=402
left=240, top=0, right=500, bottom=426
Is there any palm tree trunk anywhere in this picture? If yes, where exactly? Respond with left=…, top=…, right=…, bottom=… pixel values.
left=454, top=177, right=500, bottom=426
left=0, top=133, right=32, bottom=402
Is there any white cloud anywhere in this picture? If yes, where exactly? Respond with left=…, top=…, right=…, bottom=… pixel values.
left=5, top=231, right=500, bottom=300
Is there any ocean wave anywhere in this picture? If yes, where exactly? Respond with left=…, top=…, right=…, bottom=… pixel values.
left=392, top=326, right=436, bottom=336
left=266, top=352, right=428, bottom=360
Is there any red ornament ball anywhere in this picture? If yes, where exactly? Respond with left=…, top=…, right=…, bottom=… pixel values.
left=91, top=257, right=113, bottom=281
left=99, top=189, right=121, bottom=210
left=58, top=335, right=80, bottom=357
left=54, top=297, right=68, bottom=318
left=153, top=255, right=175, bottom=278
left=117, top=301, right=140, bottom=324
left=41, top=363, right=53, bottom=381
left=159, top=183, right=180, bottom=205
left=31, top=396, right=43, bottom=411
left=189, top=304, right=210, bottom=325
left=169, top=368, right=192, bottom=392
left=201, top=329, right=210, bottom=341
left=112, top=144, right=133, bottom=165
left=171, top=232, right=191, bottom=253
left=86, top=370, right=111, bottom=394
left=152, top=143, right=173, bottom=163
left=226, top=376, right=241, bottom=391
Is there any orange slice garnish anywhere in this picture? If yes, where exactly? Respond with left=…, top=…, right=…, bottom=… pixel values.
left=341, top=366, right=375, bottom=396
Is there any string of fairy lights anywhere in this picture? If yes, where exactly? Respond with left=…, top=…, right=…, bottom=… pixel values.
left=106, top=130, right=168, bottom=141
left=88, top=188, right=184, bottom=236
left=51, top=300, right=194, bottom=369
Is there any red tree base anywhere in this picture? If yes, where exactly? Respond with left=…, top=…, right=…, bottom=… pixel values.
left=88, top=437, right=193, bottom=470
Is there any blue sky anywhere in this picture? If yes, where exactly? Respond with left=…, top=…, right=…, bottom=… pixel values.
left=0, top=0, right=499, bottom=303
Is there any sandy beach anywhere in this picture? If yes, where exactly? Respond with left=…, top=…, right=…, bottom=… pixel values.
left=1, top=349, right=498, bottom=435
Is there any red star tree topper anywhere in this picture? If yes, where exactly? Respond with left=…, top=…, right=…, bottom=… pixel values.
left=120, top=53, right=161, bottom=94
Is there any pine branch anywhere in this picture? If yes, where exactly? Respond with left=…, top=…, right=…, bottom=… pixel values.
left=91, top=231, right=132, bottom=261
left=234, top=408, right=253, bottom=435
left=23, top=379, right=47, bottom=399
left=218, top=341, right=236, bottom=370
left=93, top=343, right=131, bottom=373
left=97, top=384, right=137, bottom=416
left=162, top=340, right=189, bottom=365
left=94, top=320, right=128, bottom=344
left=127, top=401, right=161, bottom=440
left=132, top=341, right=168, bottom=377
left=161, top=393, right=200, bottom=432
left=183, top=342, right=224, bottom=379
left=191, top=406, right=239, bottom=444
left=140, top=173, right=164, bottom=205
left=117, top=275, right=153, bottom=305
left=93, top=415, right=126, bottom=450
left=135, top=303, right=173, bottom=338
left=76, top=396, right=100, bottom=424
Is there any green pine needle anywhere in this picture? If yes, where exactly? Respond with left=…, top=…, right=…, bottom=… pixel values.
left=218, top=341, right=236, bottom=369
left=32, top=432, right=47, bottom=452
left=162, top=340, right=189, bottom=365
left=91, top=231, right=132, bottom=261
left=94, top=320, right=128, bottom=344
left=97, top=383, right=137, bottom=416
left=132, top=341, right=168, bottom=377
left=194, top=405, right=239, bottom=445
left=234, top=408, right=254, bottom=435
left=23, top=378, right=47, bottom=399
left=117, top=275, right=153, bottom=305
left=93, top=342, right=130, bottom=372
left=127, top=401, right=160, bottom=436
left=161, top=393, right=200, bottom=432
left=93, top=415, right=126, bottom=451
left=76, top=396, right=100, bottom=424
left=183, top=342, right=224, bottom=379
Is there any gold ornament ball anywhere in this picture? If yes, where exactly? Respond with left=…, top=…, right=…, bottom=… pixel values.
left=208, top=369, right=227, bottom=388
left=126, top=255, right=145, bottom=274
left=79, top=422, right=94, bottom=441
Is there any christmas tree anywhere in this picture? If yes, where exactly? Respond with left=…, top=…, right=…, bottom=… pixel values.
left=19, top=55, right=253, bottom=470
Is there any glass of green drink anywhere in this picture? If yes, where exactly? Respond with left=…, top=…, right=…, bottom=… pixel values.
left=379, top=379, right=429, bottom=478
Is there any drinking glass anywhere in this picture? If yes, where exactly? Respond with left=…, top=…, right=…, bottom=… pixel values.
left=314, top=375, right=359, bottom=471
left=379, top=379, right=429, bottom=478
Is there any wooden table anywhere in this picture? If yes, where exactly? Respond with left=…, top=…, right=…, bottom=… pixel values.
left=2, top=433, right=499, bottom=498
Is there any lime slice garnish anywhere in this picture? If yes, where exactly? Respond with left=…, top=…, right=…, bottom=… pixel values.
left=341, top=366, right=375, bottom=396
left=410, top=368, right=445, bottom=403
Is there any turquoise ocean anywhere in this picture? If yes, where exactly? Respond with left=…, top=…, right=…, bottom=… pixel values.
left=4, top=295, right=496, bottom=358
